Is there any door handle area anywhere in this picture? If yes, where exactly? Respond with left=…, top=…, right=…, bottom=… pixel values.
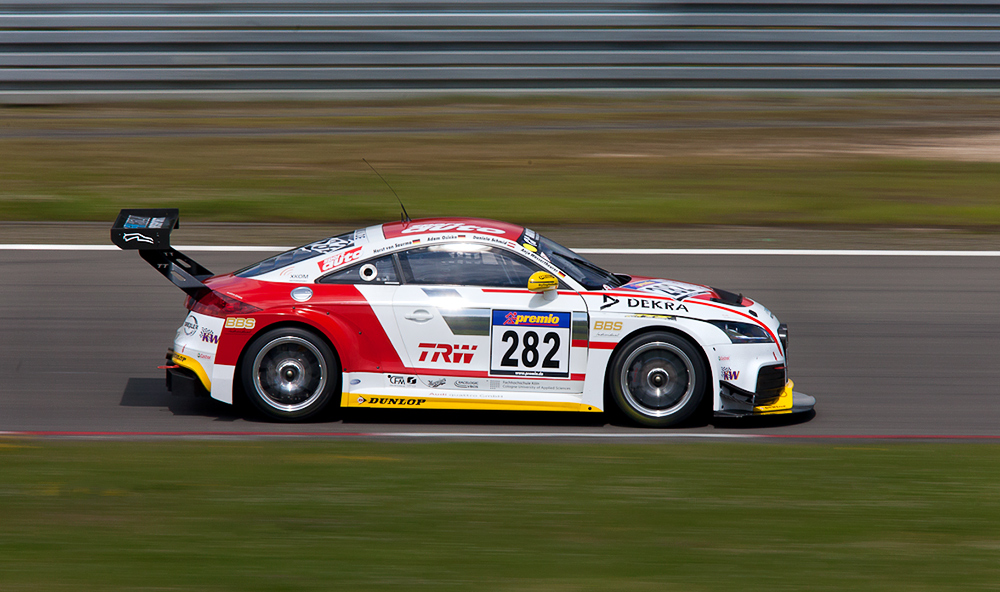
left=404, top=309, right=434, bottom=322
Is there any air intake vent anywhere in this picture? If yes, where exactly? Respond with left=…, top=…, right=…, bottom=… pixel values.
left=755, top=364, right=787, bottom=407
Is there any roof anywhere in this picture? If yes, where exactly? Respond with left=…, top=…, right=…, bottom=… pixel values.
left=380, top=217, right=525, bottom=241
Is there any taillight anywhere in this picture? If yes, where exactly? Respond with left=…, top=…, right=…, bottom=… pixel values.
left=185, top=290, right=262, bottom=316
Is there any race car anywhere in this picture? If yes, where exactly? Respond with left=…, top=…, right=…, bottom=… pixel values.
left=112, top=208, right=815, bottom=427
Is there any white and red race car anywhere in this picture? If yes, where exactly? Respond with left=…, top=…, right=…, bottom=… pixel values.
left=112, top=209, right=814, bottom=427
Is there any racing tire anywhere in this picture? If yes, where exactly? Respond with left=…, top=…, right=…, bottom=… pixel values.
left=240, top=327, right=339, bottom=422
left=609, top=331, right=707, bottom=428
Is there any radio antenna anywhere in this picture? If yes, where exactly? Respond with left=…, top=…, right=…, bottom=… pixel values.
left=363, top=158, right=410, bottom=222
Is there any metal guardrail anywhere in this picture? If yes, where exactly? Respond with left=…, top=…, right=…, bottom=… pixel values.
left=3, top=1, right=1000, bottom=102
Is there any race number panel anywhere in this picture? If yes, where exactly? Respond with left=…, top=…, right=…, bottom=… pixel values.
left=490, top=310, right=571, bottom=378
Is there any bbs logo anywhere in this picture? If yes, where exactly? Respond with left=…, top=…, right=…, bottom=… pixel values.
left=225, top=317, right=256, bottom=330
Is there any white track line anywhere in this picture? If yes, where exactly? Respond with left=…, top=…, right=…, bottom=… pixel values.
left=3, top=244, right=1000, bottom=256
left=0, top=244, right=287, bottom=251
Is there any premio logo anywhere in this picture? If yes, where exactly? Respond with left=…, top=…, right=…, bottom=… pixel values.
left=502, top=312, right=562, bottom=327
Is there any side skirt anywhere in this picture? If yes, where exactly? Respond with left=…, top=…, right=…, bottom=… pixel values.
left=341, top=392, right=601, bottom=413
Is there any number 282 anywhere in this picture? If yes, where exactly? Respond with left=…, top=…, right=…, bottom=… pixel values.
left=500, top=330, right=561, bottom=369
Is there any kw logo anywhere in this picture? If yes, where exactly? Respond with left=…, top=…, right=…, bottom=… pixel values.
left=721, top=367, right=740, bottom=381
left=200, top=328, right=219, bottom=344
left=417, top=343, right=477, bottom=363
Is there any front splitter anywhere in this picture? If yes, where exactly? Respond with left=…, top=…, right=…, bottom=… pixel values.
left=791, top=391, right=816, bottom=413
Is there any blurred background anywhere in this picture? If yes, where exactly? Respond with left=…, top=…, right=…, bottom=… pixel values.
left=3, top=0, right=1000, bottom=231
left=4, top=4, right=1000, bottom=590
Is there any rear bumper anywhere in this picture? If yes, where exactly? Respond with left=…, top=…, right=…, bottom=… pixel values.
left=165, top=365, right=210, bottom=398
left=166, top=347, right=212, bottom=392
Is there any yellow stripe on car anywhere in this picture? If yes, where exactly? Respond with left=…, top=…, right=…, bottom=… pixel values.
left=753, top=379, right=794, bottom=415
left=341, top=392, right=601, bottom=413
left=172, top=353, right=212, bottom=391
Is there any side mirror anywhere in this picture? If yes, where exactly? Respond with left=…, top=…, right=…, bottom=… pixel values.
left=527, top=271, right=559, bottom=293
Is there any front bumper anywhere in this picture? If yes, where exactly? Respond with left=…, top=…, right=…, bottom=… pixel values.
left=791, top=391, right=816, bottom=413
left=753, top=380, right=815, bottom=415
left=717, top=379, right=816, bottom=417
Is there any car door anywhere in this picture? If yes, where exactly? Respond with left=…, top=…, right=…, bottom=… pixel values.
left=391, top=241, right=589, bottom=394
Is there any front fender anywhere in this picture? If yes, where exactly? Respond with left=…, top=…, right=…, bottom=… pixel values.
left=586, top=312, right=753, bottom=414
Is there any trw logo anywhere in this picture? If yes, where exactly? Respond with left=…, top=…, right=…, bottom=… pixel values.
left=417, top=343, right=477, bottom=364
left=318, top=246, right=363, bottom=273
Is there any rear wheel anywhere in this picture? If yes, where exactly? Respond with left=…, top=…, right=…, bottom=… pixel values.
left=241, top=327, right=338, bottom=421
left=609, top=331, right=706, bottom=428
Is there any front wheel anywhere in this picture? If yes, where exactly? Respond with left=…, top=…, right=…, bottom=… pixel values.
left=608, top=331, right=706, bottom=428
left=241, top=327, right=339, bottom=421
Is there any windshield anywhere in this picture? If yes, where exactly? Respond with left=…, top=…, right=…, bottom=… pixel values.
left=521, top=229, right=624, bottom=290
left=236, top=231, right=358, bottom=277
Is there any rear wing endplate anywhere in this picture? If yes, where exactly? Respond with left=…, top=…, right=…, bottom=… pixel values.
left=110, top=208, right=212, bottom=296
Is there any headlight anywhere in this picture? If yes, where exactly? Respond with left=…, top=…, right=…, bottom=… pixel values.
left=708, top=320, right=772, bottom=344
left=777, top=323, right=788, bottom=351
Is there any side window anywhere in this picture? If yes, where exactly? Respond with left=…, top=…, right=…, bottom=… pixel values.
left=317, top=254, right=399, bottom=285
left=396, top=244, right=543, bottom=288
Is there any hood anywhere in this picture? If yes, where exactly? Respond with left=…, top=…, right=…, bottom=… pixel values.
left=617, top=277, right=753, bottom=307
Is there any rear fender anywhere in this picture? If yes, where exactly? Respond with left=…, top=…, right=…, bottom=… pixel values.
left=209, top=309, right=347, bottom=404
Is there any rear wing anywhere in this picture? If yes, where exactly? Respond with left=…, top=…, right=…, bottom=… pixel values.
left=110, top=208, right=212, bottom=296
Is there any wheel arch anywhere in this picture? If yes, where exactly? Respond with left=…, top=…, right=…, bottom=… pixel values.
left=602, top=324, right=714, bottom=414
left=233, top=318, right=345, bottom=405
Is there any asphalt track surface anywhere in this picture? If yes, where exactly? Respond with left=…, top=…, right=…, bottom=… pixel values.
left=2, top=247, right=1000, bottom=438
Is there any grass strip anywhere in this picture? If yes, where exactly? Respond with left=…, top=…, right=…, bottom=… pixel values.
left=1, top=440, right=999, bottom=591
left=4, top=97, right=1000, bottom=227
